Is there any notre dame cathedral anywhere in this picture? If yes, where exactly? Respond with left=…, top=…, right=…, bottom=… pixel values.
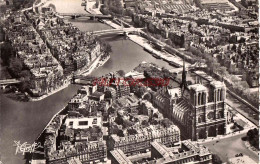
left=169, top=62, right=231, bottom=141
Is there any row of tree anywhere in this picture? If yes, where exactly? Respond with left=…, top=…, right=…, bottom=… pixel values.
left=1, top=42, right=32, bottom=92
left=242, top=128, right=259, bottom=150
left=186, top=45, right=258, bottom=107
left=101, top=0, right=124, bottom=15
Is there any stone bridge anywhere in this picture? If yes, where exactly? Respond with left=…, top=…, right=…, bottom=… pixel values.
left=0, top=79, right=21, bottom=89
left=58, top=13, right=113, bottom=20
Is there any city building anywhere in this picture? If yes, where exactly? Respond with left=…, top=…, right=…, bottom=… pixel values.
left=110, top=140, right=212, bottom=164
left=48, top=141, right=107, bottom=164
left=150, top=140, right=212, bottom=164
left=110, top=149, right=133, bottom=164
left=65, top=117, right=102, bottom=129
left=108, top=125, right=180, bottom=155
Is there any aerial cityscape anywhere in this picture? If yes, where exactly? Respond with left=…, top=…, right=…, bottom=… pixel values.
left=0, top=0, right=259, bottom=163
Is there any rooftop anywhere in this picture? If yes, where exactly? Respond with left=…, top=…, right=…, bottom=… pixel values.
left=110, top=149, right=133, bottom=164
left=188, top=83, right=208, bottom=92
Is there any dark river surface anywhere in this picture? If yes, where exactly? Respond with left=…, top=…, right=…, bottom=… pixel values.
left=0, top=19, right=178, bottom=164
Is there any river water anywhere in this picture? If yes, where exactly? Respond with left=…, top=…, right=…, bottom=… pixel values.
left=0, top=85, right=81, bottom=164
left=0, top=18, right=178, bottom=164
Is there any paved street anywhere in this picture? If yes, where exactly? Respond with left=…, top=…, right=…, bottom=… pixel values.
left=202, top=133, right=259, bottom=163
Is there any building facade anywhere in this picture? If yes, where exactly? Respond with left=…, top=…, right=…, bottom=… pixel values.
left=150, top=140, right=212, bottom=164
left=108, top=125, right=180, bottom=156
left=171, top=81, right=228, bottom=141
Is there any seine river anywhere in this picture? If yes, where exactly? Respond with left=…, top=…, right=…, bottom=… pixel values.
left=0, top=19, right=177, bottom=164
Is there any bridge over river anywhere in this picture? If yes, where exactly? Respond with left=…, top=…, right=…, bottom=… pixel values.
left=58, top=13, right=113, bottom=20
left=91, top=28, right=141, bottom=36
left=0, top=79, right=21, bottom=89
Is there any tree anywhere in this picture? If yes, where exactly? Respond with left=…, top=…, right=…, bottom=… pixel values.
left=150, top=119, right=158, bottom=125
left=231, top=44, right=237, bottom=51
left=229, top=35, right=237, bottom=43
left=95, top=0, right=99, bottom=8
left=48, top=3, right=56, bottom=12
left=19, top=70, right=31, bottom=81
left=117, top=70, right=125, bottom=77
left=161, top=118, right=172, bottom=128
left=246, top=128, right=259, bottom=149
left=123, top=120, right=134, bottom=128
left=0, top=42, right=14, bottom=65
left=127, top=128, right=137, bottom=135
left=109, top=0, right=123, bottom=15
left=166, top=39, right=173, bottom=46
left=19, top=81, right=32, bottom=92
left=19, top=70, right=32, bottom=92
left=238, top=37, right=246, bottom=43
left=105, top=90, right=112, bottom=99
left=230, top=75, right=240, bottom=83
left=117, top=130, right=124, bottom=137
left=102, top=41, right=112, bottom=54
left=143, top=93, right=151, bottom=101
left=239, top=81, right=249, bottom=89
left=217, top=66, right=228, bottom=77
left=212, top=154, right=223, bottom=164
left=115, top=116, right=124, bottom=125
left=141, top=120, right=149, bottom=126
left=9, top=57, right=23, bottom=77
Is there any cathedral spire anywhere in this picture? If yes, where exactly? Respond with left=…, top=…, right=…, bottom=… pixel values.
left=180, top=58, right=187, bottom=95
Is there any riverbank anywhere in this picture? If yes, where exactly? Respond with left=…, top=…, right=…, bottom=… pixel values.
left=97, top=55, right=110, bottom=68
left=102, top=19, right=190, bottom=68
left=103, top=19, right=122, bottom=29
left=29, top=81, right=71, bottom=101
left=29, top=53, right=110, bottom=101
left=0, top=84, right=81, bottom=164
left=80, top=54, right=103, bottom=76
left=35, top=104, right=67, bottom=141
left=128, top=34, right=189, bottom=68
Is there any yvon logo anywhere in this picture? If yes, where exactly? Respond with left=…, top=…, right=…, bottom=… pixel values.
left=13, top=141, right=41, bottom=155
